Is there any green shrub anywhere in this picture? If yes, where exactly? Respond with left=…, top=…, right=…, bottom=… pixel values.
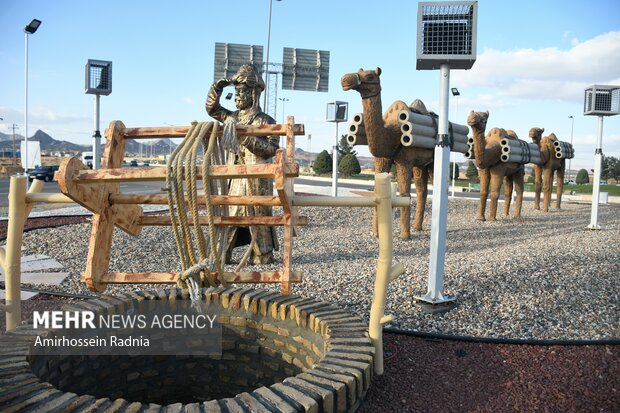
left=576, top=168, right=589, bottom=184
left=312, top=150, right=332, bottom=175
left=338, top=154, right=361, bottom=176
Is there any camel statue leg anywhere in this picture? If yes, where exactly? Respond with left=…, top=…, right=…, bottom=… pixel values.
left=542, top=167, right=554, bottom=212
left=477, top=168, right=490, bottom=221
left=556, top=163, right=565, bottom=210
left=534, top=165, right=542, bottom=210
left=412, top=165, right=429, bottom=233
left=503, top=176, right=513, bottom=217
left=514, top=170, right=525, bottom=218
left=373, top=157, right=393, bottom=237
left=488, top=172, right=503, bottom=222
left=397, top=163, right=413, bottom=239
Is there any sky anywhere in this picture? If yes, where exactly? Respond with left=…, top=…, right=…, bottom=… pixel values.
left=1, top=0, right=619, bottom=171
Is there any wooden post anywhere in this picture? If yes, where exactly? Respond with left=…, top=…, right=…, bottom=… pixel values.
left=369, top=173, right=405, bottom=375
left=4, top=175, right=28, bottom=331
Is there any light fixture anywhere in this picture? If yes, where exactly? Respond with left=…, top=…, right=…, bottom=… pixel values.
left=451, top=87, right=460, bottom=96
left=24, top=19, right=41, bottom=34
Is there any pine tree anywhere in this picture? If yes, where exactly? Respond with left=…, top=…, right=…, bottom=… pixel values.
left=466, top=161, right=479, bottom=182
left=312, top=150, right=332, bottom=175
left=337, top=135, right=357, bottom=158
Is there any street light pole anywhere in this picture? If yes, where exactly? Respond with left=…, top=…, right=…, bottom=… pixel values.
left=450, top=87, right=460, bottom=197
left=263, top=0, right=281, bottom=112
left=23, top=19, right=41, bottom=178
left=11, top=124, right=19, bottom=165
left=568, top=115, right=574, bottom=182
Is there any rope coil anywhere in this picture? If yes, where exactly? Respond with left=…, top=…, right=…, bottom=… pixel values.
left=166, top=121, right=229, bottom=305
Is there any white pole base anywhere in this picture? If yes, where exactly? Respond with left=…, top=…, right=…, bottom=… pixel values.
left=587, top=223, right=601, bottom=230
left=414, top=292, right=457, bottom=305
left=414, top=293, right=457, bottom=314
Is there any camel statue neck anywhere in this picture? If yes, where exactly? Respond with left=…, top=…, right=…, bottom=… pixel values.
left=361, top=93, right=399, bottom=158
left=471, top=122, right=488, bottom=168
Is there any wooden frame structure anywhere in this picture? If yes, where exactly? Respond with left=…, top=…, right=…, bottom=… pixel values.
left=56, top=117, right=305, bottom=294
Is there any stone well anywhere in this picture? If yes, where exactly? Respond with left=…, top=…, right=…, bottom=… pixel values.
left=0, top=287, right=374, bottom=412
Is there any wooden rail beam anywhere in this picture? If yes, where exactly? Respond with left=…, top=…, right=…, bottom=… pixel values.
left=122, top=123, right=305, bottom=139
left=74, top=162, right=299, bottom=182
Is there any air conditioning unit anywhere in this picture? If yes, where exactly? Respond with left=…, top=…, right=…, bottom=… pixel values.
left=584, top=85, right=620, bottom=116
left=416, top=1, right=478, bottom=70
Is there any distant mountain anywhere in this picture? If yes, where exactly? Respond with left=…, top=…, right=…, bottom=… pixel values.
left=0, top=130, right=179, bottom=157
left=0, top=130, right=87, bottom=152
left=0, top=131, right=22, bottom=142
left=32, top=130, right=88, bottom=152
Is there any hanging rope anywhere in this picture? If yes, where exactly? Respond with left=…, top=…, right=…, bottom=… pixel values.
left=166, top=121, right=229, bottom=307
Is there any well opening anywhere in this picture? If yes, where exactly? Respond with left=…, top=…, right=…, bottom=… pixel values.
left=2, top=288, right=374, bottom=412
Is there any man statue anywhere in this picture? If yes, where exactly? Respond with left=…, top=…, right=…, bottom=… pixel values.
left=206, top=64, right=279, bottom=265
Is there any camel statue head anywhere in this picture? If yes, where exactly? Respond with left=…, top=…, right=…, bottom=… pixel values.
left=341, top=67, right=382, bottom=99
left=529, top=127, right=545, bottom=145
left=467, top=110, right=489, bottom=130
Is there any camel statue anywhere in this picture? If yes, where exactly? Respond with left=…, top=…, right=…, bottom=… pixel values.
left=467, top=110, right=525, bottom=221
left=341, top=67, right=434, bottom=239
left=529, top=128, right=566, bottom=211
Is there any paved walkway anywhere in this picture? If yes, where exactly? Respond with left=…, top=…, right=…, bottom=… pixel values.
left=0, top=253, right=68, bottom=300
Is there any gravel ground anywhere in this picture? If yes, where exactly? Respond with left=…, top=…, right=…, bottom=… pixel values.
left=1, top=198, right=619, bottom=412
left=12, top=198, right=620, bottom=341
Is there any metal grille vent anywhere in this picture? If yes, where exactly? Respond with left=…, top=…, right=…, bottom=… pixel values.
left=584, top=85, right=620, bottom=116
left=213, top=43, right=264, bottom=83
left=417, top=1, right=478, bottom=70
left=85, top=60, right=112, bottom=95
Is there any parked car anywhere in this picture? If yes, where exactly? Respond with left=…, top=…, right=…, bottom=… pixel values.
left=28, top=165, right=60, bottom=182
left=129, top=160, right=139, bottom=167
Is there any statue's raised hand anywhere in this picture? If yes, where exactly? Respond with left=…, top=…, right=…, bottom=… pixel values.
left=215, top=78, right=232, bottom=92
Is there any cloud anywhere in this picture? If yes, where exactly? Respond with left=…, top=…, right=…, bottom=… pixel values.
left=0, top=106, right=89, bottom=129
left=29, top=107, right=90, bottom=124
left=183, top=96, right=194, bottom=105
left=452, top=31, right=620, bottom=101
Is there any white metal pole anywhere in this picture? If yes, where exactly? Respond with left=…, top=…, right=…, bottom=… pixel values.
left=93, top=94, right=101, bottom=169
left=263, top=0, right=273, bottom=112
left=418, top=63, right=455, bottom=305
left=568, top=116, right=574, bottom=182
left=588, top=115, right=604, bottom=230
left=24, top=32, right=29, bottom=180
left=332, top=122, right=339, bottom=197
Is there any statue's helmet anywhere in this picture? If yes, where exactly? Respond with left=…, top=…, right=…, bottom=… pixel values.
left=232, top=64, right=265, bottom=91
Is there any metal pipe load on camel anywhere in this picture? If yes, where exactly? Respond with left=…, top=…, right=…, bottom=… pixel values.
left=554, top=140, right=575, bottom=159
left=345, top=107, right=470, bottom=153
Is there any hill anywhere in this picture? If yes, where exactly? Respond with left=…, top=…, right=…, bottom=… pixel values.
left=0, top=130, right=178, bottom=157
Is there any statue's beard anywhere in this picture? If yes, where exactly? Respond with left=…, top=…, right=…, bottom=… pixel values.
left=236, top=97, right=252, bottom=110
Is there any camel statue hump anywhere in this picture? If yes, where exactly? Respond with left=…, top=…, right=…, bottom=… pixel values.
left=506, top=130, right=519, bottom=140
left=409, top=99, right=430, bottom=114
left=545, top=132, right=558, bottom=141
